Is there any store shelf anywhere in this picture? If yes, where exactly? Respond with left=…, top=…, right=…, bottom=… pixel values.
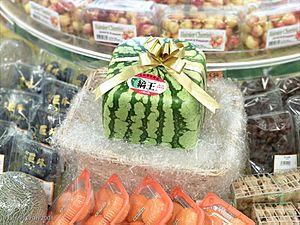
left=1, top=1, right=300, bottom=75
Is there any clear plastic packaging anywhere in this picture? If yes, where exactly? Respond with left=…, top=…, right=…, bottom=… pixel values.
left=169, top=187, right=206, bottom=225
left=30, top=107, right=64, bottom=145
left=48, top=169, right=94, bottom=225
left=231, top=174, right=283, bottom=217
left=287, top=95, right=300, bottom=143
left=41, top=77, right=79, bottom=114
left=0, top=89, right=42, bottom=129
left=244, top=89, right=283, bottom=116
left=251, top=202, right=300, bottom=224
left=21, top=0, right=91, bottom=36
left=240, top=76, right=276, bottom=96
left=160, top=7, right=241, bottom=51
left=277, top=76, right=300, bottom=104
left=242, top=3, right=300, bottom=50
left=247, top=111, right=298, bottom=174
left=85, top=174, right=129, bottom=225
left=82, top=0, right=159, bottom=43
left=199, top=192, right=255, bottom=225
left=126, top=175, right=173, bottom=224
left=0, top=120, right=16, bottom=173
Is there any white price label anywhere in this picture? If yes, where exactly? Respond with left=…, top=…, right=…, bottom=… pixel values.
left=267, top=23, right=300, bottom=49
left=38, top=179, right=54, bottom=205
left=29, top=1, right=61, bottom=31
left=274, top=154, right=298, bottom=173
left=0, top=154, right=4, bottom=174
left=179, top=29, right=227, bottom=51
left=93, top=21, right=136, bottom=43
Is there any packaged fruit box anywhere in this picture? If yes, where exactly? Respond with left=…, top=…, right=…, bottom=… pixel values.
left=82, top=0, right=159, bottom=43
left=48, top=169, right=94, bottom=225
left=242, top=3, right=300, bottom=50
left=251, top=202, right=300, bottom=224
left=21, top=0, right=92, bottom=35
left=160, top=6, right=241, bottom=51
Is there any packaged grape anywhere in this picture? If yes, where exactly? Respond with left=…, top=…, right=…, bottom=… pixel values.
left=160, top=6, right=241, bottom=51
left=168, top=187, right=207, bottom=225
left=240, top=76, right=276, bottom=96
left=126, top=175, right=173, bottom=224
left=41, top=77, right=79, bottom=114
left=82, top=0, right=159, bottom=43
left=251, top=202, right=300, bottom=224
left=39, top=50, right=92, bottom=87
left=231, top=174, right=283, bottom=217
left=276, top=76, right=300, bottom=104
left=30, top=107, right=64, bottom=145
left=0, top=120, right=16, bottom=173
left=48, top=169, right=94, bottom=224
left=244, top=89, right=283, bottom=116
left=0, top=89, right=42, bottom=129
left=21, top=0, right=92, bottom=36
left=8, top=137, right=61, bottom=204
left=247, top=111, right=298, bottom=174
left=242, top=3, right=300, bottom=50
left=85, top=174, right=129, bottom=225
left=199, top=192, right=255, bottom=225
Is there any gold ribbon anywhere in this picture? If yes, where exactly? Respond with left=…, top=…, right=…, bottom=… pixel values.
left=94, top=37, right=220, bottom=113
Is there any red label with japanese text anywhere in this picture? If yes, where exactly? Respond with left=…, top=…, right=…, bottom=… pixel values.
left=127, top=73, right=167, bottom=96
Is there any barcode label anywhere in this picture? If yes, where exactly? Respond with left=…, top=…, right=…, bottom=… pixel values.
left=0, top=155, right=4, bottom=174
left=274, top=154, right=297, bottom=173
left=93, top=21, right=136, bottom=44
left=266, top=23, right=300, bottom=49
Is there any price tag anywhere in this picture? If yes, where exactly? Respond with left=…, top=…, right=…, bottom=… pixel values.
left=274, top=154, right=298, bottom=173
left=0, top=154, right=4, bottom=174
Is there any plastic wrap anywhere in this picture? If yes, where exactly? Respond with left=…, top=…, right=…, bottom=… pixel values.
left=251, top=202, right=300, bottom=224
left=0, top=172, right=48, bottom=225
left=242, top=3, right=300, bottom=50
left=0, top=120, right=16, bottom=173
left=240, top=76, right=276, bottom=96
left=0, top=89, right=42, bottom=129
left=160, top=7, right=241, bottom=51
left=82, top=0, right=158, bottom=43
left=277, top=76, right=300, bottom=104
left=199, top=192, right=255, bottom=225
left=54, top=77, right=247, bottom=200
left=287, top=95, right=300, bottom=146
left=244, top=89, right=283, bottom=116
left=247, top=111, right=298, bottom=174
left=48, top=169, right=94, bottom=225
left=126, top=175, right=173, bottom=224
left=30, top=108, right=64, bottom=145
left=41, top=77, right=79, bottom=114
left=85, top=174, right=129, bottom=225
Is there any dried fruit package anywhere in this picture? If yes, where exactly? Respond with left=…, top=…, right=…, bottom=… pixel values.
left=85, top=174, right=129, bottom=225
left=82, top=0, right=158, bottom=43
left=30, top=107, right=64, bottom=145
left=48, top=169, right=94, bottom=225
left=287, top=95, right=300, bottom=144
left=244, top=89, right=283, bottom=116
left=0, top=89, right=42, bottom=129
left=39, top=50, right=92, bottom=87
left=242, top=3, right=300, bottom=50
left=0, top=120, right=16, bottom=173
left=41, top=77, right=79, bottom=114
left=199, top=192, right=255, bottom=225
left=21, top=0, right=91, bottom=36
left=251, top=202, right=300, bottom=224
left=247, top=111, right=298, bottom=174
left=240, top=76, right=276, bottom=96
left=160, top=6, right=241, bottom=51
left=276, top=76, right=300, bottom=104
left=231, top=174, right=283, bottom=217
left=168, top=187, right=206, bottom=225
left=126, top=175, right=173, bottom=224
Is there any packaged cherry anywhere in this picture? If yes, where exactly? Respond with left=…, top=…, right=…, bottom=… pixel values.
left=126, top=175, right=173, bottom=225
left=199, top=192, right=255, bottom=225
left=85, top=174, right=130, bottom=225
left=48, top=169, right=94, bottom=225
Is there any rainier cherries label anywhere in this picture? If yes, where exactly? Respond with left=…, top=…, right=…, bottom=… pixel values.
left=127, top=74, right=167, bottom=96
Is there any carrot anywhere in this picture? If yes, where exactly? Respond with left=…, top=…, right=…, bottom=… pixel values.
left=175, top=208, right=198, bottom=225
left=142, top=198, right=165, bottom=225
left=126, top=195, right=148, bottom=222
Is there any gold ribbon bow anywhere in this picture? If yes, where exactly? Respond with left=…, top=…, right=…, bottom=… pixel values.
left=94, top=37, right=220, bottom=113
